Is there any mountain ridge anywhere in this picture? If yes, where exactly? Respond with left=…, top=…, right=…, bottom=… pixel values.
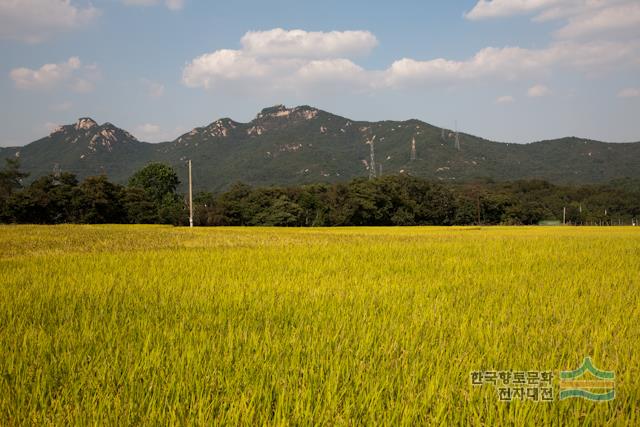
left=2, top=105, right=639, bottom=191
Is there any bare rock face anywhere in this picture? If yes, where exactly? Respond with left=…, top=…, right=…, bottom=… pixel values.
left=49, top=125, right=65, bottom=136
left=250, top=105, right=321, bottom=136
left=75, top=118, right=98, bottom=131
left=175, top=118, right=242, bottom=145
left=4, top=104, right=640, bottom=191
left=255, top=105, right=289, bottom=120
left=255, top=105, right=319, bottom=122
left=44, top=119, right=140, bottom=158
left=247, top=125, right=265, bottom=137
left=88, top=128, right=118, bottom=152
left=206, top=118, right=238, bottom=138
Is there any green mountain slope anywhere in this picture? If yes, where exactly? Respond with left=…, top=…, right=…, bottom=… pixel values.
left=2, top=106, right=639, bottom=191
left=0, top=118, right=155, bottom=184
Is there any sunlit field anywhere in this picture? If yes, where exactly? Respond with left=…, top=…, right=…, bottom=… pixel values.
left=1, top=225, right=639, bottom=425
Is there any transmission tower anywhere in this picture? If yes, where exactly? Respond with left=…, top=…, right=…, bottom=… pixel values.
left=368, top=135, right=377, bottom=180
left=52, top=163, right=61, bottom=185
left=410, top=137, right=417, bottom=161
left=454, top=120, right=461, bottom=151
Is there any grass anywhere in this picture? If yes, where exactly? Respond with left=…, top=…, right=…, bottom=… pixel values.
left=1, top=225, right=639, bottom=425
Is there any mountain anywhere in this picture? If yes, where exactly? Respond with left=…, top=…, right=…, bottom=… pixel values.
left=0, top=118, right=155, bottom=183
left=2, top=105, right=640, bottom=191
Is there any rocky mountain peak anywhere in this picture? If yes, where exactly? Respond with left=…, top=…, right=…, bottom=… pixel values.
left=206, top=118, right=239, bottom=137
left=291, top=105, right=319, bottom=120
left=254, top=105, right=320, bottom=122
left=44, top=119, right=139, bottom=156
left=256, top=105, right=291, bottom=120
left=75, top=117, right=98, bottom=131
left=4, top=106, right=640, bottom=190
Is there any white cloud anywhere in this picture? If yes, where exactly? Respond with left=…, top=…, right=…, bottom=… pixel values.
left=44, top=122, right=60, bottom=132
left=134, top=123, right=185, bottom=142
left=464, top=0, right=630, bottom=22
left=240, top=28, right=378, bottom=58
left=122, top=0, right=155, bottom=4
left=618, top=87, right=640, bottom=98
left=0, top=0, right=99, bottom=43
left=183, top=29, right=379, bottom=91
left=296, top=59, right=368, bottom=85
left=10, top=57, right=99, bottom=92
left=182, top=49, right=270, bottom=89
left=121, top=0, right=185, bottom=11
left=50, top=101, right=73, bottom=111
left=383, top=41, right=637, bottom=87
left=465, top=0, right=562, bottom=20
left=134, top=123, right=161, bottom=142
left=142, top=79, right=165, bottom=97
left=136, top=123, right=160, bottom=134
left=182, top=28, right=639, bottom=94
left=70, top=78, right=94, bottom=93
left=528, top=84, right=551, bottom=97
left=10, top=57, right=81, bottom=89
left=384, top=57, right=465, bottom=85
left=165, top=0, right=184, bottom=10
left=496, top=95, right=515, bottom=104
left=555, top=2, right=640, bottom=39
left=466, top=0, right=640, bottom=41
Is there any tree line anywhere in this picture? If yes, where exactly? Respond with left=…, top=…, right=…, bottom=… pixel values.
left=1, top=159, right=638, bottom=226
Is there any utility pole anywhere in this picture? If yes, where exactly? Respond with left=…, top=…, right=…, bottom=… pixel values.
left=563, top=207, right=566, bottom=225
left=188, top=160, right=193, bottom=228
left=476, top=195, right=481, bottom=225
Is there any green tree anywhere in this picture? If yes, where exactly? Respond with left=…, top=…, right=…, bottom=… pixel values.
left=128, top=163, right=182, bottom=224
left=158, top=193, right=187, bottom=225
left=128, top=163, right=180, bottom=206
left=7, top=173, right=80, bottom=224
left=0, top=158, right=29, bottom=221
left=123, top=187, right=158, bottom=224
left=192, top=192, right=216, bottom=226
left=214, top=182, right=253, bottom=225
left=78, top=176, right=125, bottom=223
left=250, top=194, right=302, bottom=226
left=0, top=158, right=28, bottom=199
left=297, top=184, right=331, bottom=226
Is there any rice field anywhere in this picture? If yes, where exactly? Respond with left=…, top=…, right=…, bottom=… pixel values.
left=1, top=225, right=639, bottom=425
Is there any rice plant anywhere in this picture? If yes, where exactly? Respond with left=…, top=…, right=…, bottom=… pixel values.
left=0, top=225, right=638, bottom=425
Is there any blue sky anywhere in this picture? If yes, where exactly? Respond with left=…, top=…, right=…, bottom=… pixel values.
left=1, top=0, right=639, bottom=146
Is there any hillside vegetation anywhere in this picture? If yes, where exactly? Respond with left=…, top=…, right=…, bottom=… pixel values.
left=2, top=159, right=639, bottom=226
left=2, top=106, right=639, bottom=190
